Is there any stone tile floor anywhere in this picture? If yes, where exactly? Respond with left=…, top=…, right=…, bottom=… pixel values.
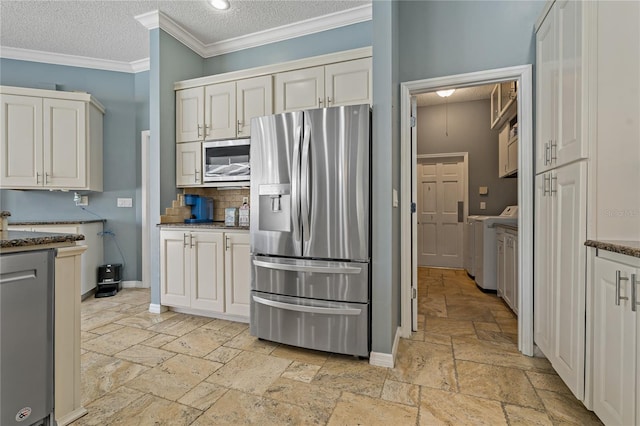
left=72, top=267, right=602, bottom=425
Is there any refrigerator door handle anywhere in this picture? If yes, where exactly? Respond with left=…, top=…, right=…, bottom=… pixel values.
left=253, top=259, right=362, bottom=274
left=252, top=295, right=362, bottom=315
left=291, top=125, right=302, bottom=242
left=301, top=124, right=311, bottom=241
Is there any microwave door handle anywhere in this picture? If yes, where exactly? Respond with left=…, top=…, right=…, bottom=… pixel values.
left=301, top=124, right=311, bottom=242
left=291, top=125, right=302, bottom=242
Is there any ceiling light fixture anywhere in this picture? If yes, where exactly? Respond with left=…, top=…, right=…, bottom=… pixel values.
left=209, top=0, right=230, bottom=10
left=436, top=89, right=455, bottom=98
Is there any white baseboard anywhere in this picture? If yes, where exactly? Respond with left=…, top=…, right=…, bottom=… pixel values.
left=369, top=326, right=401, bottom=368
left=121, top=280, right=146, bottom=288
left=56, top=407, right=88, bottom=426
left=148, top=303, right=168, bottom=314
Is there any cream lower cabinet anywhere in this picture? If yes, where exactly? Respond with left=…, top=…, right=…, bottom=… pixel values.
left=176, top=141, right=202, bottom=187
left=534, top=160, right=587, bottom=400
left=160, top=228, right=250, bottom=319
left=592, top=252, right=639, bottom=426
left=274, top=58, right=372, bottom=113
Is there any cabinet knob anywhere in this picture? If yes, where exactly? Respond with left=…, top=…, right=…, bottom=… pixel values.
left=44, top=172, right=50, bottom=184
left=327, top=97, right=332, bottom=105
left=183, top=233, right=189, bottom=247
left=237, top=120, right=243, bottom=134
left=190, top=234, right=195, bottom=248
left=36, top=172, right=41, bottom=184
left=225, top=236, right=230, bottom=251
left=318, top=98, right=323, bottom=106
left=195, top=169, right=200, bottom=184
left=197, top=125, right=202, bottom=138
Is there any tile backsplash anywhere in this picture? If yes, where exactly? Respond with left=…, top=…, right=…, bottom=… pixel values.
left=182, top=188, right=250, bottom=222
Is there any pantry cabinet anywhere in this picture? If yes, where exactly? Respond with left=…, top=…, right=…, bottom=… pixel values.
left=592, top=252, right=639, bottom=426
left=534, top=160, right=587, bottom=400
left=274, top=58, right=372, bottom=113
left=175, top=75, right=272, bottom=143
left=160, top=228, right=250, bottom=320
left=0, top=87, right=104, bottom=191
left=176, top=141, right=202, bottom=187
left=535, top=0, right=586, bottom=174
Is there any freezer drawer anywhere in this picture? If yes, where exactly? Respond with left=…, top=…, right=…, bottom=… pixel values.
left=250, top=291, right=369, bottom=357
left=251, top=255, right=369, bottom=303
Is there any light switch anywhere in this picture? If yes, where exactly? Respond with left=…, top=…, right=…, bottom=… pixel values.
left=480, top=202, right=486, bottom=210
left=479, top=186, right=488, bottom=195
left=117, top=198, right=133, bottom=208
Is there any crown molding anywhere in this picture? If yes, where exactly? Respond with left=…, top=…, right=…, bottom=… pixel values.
left=135, top=10, right=207, bottom=57
left=202, top=4, right=372, bottom=57
left=0, top=46, right=149, bottom=73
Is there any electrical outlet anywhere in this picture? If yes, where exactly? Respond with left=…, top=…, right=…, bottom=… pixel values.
left=78, top=196, right=89, bottom=206
left=242, top=196, right=249, bottom=205
left=117, top=198, right=133, bottom=208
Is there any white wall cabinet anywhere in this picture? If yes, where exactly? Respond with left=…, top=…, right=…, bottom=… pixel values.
left=160, top=228, right=250, bottom=320
left=535, top=0, right=586, bottom=174
left=592, top=252, right=639, bottom=426
left=176, top=141, right=202, bottom=187
left=176, top=75, right=272, bottom=143
left=274, top=58, right=372, bottom=113
left=490, top=82, right=517, bottom=130
left=0, top=87, right=104, bottom=191
left=498, top=122, right=518, bottom=178
left=534, top=160, right=587, bottom=400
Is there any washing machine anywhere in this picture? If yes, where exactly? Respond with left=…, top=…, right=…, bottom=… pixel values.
left=470, top=205, right=518, bottom=291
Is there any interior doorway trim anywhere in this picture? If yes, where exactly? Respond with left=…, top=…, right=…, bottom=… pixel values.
left=399, top=65, right=534, bottom=356
left=141, top=130, right=151, bottom=289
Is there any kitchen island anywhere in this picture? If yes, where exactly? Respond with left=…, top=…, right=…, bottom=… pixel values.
left=0, top=230, right=88, bottom=425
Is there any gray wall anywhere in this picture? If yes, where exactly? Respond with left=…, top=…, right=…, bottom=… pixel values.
left=0, top=59, right=146, bottom=282
left=371, top=0, right=400, bottom=354
left=418, top=100, right=517, bottom=216
left=204, top=22, right=372, bottom=75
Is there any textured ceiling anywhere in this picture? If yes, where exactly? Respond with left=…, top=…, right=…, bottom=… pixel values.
left=0, top=0, right=369, bottom=63
left=416, top=84, right=498, bottom=107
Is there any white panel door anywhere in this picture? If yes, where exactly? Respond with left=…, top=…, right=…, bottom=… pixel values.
left=205, top=82, right=236, bottom=140
left=593, top=257, right=637, bottom=426
left=550, top=160, right=587, bottom=400
left=43, top=98, right=86, bottom=189
left=418, top=161, right=464, bottom=268
left=224, top=232, right=251, bottom=317
left=274, top=66, right=324, bottom=113
left=160, top=230, right=190, bottom=308
left=176, top=87, right=204, bottom=143
left=325, top=58, right=372, bottom=107
left=176, top=142, right=202, bottom=187
left=236, top=75, right=272, bottom=137
left=535, top=4, right=557, bottom=174
left=0, top=94, right=43, bottom=188
left=534, top=172, right=553, bottom=356
left=191, top=231, right=225, bottom=312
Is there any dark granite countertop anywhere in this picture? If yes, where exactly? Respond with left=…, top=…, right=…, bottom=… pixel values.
left=1, top=231, right=85, bottom=249
left=157, top=222, right=249, bottom=231
left=9, top=219, right=106, bottom=225
left=585, top=240, right=640, bottom=258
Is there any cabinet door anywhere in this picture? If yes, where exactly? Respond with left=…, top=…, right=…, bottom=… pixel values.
left=555, top=0, right=585, bottom=167
left=593, top=257, right=637, bottom=426
left=160, top=230, right=191, bottom=307
left=504, top=234, right=516, bottom=313
left=534, top=172, right=553, bottom=356
left=490, top=84, right=500, bottom=129
left=497, top=233, right=505, bottom=298
left=498, top=123, right=510, bottom=177
left=190, top=231, right=225, bottom=312
left=236, top=76, right=272, bottom=137
left=0, top=94, right=43, bottom=188
left=224, top=233, right=251, bottom=317
left=274, top=66, right=324, bottom=113
left=535, top=6, right=557, bottom=174
left=550, top=160, right=587, bottom=399
left=43, top=98, right=86, bottom=189
left=325, top=58, right=372, bottom=107
left=176, top=87, right=204, bottom=143
left=176, top=142, right=202, bottom=187
left=507, top=137, right=518, bottom=175
left=205, top=82, right=236, bottom=140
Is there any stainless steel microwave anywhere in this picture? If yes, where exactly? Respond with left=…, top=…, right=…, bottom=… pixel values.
left=203, top=138, right=250, bottom=182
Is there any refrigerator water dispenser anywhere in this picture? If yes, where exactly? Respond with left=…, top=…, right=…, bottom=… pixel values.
left=258, top=184, right=290, bottom=232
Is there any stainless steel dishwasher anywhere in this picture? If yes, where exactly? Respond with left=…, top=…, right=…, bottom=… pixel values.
left=0, top=249, right=55, bottom=426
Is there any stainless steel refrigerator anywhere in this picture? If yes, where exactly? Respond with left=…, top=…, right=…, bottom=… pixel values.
left=249, top=104, right=371, bottom=357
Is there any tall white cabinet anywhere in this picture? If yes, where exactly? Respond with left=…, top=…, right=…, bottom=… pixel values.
left=0, top=86, right=104, bottom=191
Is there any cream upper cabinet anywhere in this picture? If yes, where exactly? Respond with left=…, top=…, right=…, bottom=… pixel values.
left=498, top=121, right=518, bottom=178
left=592, top=253, right=638, bottom=426
left=176, top=141, right=202, bottom=187
left=176, top=76, right=272, bottom=143
left=224, top=232, right=251, bottom=317
left=275, top=58, right=372, bottom=113
left=176, top=87, right=204, bottom=143
left=0, top=87, right=103, bottom=191
left=536, top=0, right=586, bottom=174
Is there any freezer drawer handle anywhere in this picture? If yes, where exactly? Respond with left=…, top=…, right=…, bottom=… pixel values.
left=253, top=295, right=362, bottom=315
left=0, top=270, right=37, bottom=284
left=253, top=259, right=361, bottom=274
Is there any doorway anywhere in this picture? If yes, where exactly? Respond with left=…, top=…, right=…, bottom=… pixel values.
left=400, top=65, right=534, bottom=356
